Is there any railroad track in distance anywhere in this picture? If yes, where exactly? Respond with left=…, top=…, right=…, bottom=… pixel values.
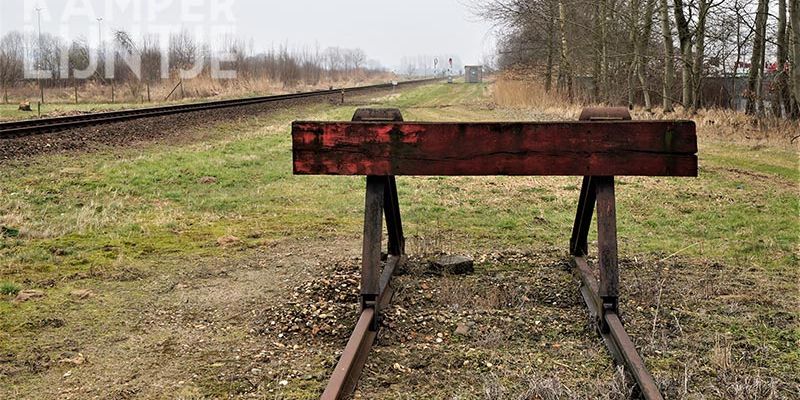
left=0, top=78, right=440, bottom=139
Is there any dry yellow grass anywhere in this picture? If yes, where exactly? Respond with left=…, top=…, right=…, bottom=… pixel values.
left=492, top=75, right=800, bottom=149
left=2, top=72, right=396, bottom=105
left=642, top=106, right=800, bottom=148
left=491, top=78, right=581, bottom=116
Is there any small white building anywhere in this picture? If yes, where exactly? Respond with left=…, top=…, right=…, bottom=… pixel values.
left=465, top=66, right=483, bottom=83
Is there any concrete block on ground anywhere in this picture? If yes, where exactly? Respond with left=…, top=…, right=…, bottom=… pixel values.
left=430, top=255, right=474, bottom=275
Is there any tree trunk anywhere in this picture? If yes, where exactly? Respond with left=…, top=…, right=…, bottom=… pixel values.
left=545, top=3, right=555, bottom=93
left=732, top=10, right=744, bottom=110
left=660, top=0, right=675, bottom=112
left=757, top=26, right=767, bottom=113
left=592, top=0, right=603, bottom=101
left=791, top=0, right=800, bottom=109
left=673, top=0, right=693, bottom=107
left=776, top=0, right=789, bottom=117
left=545, top=41, right=554, bottom=93
left=601, top=0, right=610, bottom=102
left=747, top=0, right=769, bottom=115
left=691, top=0, right=711, bottom=111
left=557, top=0, right=573, bottom=101
left=628, top=0, right=639, bottom=109
left=637, top=0, right=657, bottom=111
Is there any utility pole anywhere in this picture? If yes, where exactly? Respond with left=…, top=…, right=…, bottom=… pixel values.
left=97, top=17, right=103, bottom=79
left=97, top=17, right=104, bottom=62
left=97, top=17, right=113, bottom=103
left=36, top=7, right=44, bottom=105
left=97, top=17, right=103, bottom=45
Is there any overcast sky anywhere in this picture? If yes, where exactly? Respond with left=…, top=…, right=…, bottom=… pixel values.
left=0, top=0, right=496, bottom=68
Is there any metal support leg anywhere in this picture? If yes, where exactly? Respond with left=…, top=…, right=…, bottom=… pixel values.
left=595, top=176, right=620, bottom=326
left=570, top=176, right=597, bottom=256
left=361, top=176, right=385, bottom=315
left=571, top=175, right=662, bottom=399
left=384, top=176, right=405, bottom=257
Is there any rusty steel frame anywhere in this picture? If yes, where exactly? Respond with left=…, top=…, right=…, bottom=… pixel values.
left=319, top=107, right=676, bottom=400
left=321, top=109, right=407, bottom=400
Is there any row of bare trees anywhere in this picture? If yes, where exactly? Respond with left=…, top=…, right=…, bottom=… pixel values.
left=0, top=29, right=385, bottom=103
left=475, top=0, right=798, bottom=117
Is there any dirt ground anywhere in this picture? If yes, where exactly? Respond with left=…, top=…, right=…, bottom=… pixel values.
left=2, top=236, right=348, bottom=399
left=5, top=242, right=796, bottom=399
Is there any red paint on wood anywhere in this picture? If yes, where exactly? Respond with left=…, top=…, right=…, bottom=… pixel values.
left=292, top=121, right=698, bottom=177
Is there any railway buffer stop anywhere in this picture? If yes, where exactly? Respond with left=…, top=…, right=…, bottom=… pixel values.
left=291, top=107, right=698, bottom=400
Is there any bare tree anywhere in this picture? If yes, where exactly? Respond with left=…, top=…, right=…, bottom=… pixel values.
left=471, top=0, right=800, bottom=121
left=169, top=30, right=203, bottom=81
left=673, top=0, right=694, bottom=107
left=0, top=32, right=24, bottom=103
left=0, top=27, right=387, bottom=103
left=547, top=0, right=558, bottom=92
left=629, top=0, right=657, bottom=111
left=775, top=0, right=792, bottom=117
left=141, top=35, right=162, bottom=100
left=65, top=39, right=91, bottom=102
left=746, top=0, right=769, bottom=115
left=659, top=0, right=676, bottom=111
left=557, top=0, right=573, bottom=100
left=791, top=0, right=800, bottom=108
left=351, top=48, right=367, bottom=71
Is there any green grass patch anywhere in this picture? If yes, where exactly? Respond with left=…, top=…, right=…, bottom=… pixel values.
left=0, top=281, right=20, bottom=296
left=1, top=83, right=798, bottom=281
left=1, top=80, right=798, bottom=399
left=0, top=102, right=153, bottom=122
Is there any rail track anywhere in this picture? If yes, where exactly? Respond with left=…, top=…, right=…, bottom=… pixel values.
left=0, top=78, right=439, bottom=139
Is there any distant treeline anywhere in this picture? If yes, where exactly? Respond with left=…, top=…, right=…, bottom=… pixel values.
left=0, top=29, right=387, bottom=101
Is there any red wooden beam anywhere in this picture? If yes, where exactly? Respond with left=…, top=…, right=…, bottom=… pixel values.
left=292, top=121, right=697, bottom=177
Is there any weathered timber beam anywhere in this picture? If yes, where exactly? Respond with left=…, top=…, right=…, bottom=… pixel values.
left=292, top=121, right=697, bottom=177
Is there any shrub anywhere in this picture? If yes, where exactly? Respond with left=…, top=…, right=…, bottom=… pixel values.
left=0, top=282, right=21, bottom=296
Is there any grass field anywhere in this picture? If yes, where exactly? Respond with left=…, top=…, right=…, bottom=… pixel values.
left=0, top=80, right=798, bottom=399
left=0, top=102, right=156, bottom=122
left=0, top=75, right=397, bottom=122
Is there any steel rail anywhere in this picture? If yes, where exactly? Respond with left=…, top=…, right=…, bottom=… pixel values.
left=321, top=255, right=402, bottom=400
left=574, top=257, right=663, bottom=400
left=0, top=78, right=439, bottom=139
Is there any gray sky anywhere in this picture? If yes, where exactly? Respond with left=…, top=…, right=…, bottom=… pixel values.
left=0, top=0, right=495, bottom=68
